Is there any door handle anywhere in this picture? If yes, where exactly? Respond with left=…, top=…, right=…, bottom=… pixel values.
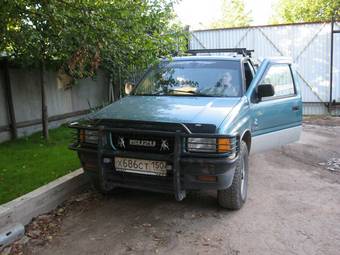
left=292, top=105, right=299, bottom=111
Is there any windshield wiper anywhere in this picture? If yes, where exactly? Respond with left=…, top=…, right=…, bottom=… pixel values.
left=168, top=89, right=216, bottom=97
left=168, top=89, right=197, bottom=94
left=135, top=91, right=216, bottom=97
left=135, top=92, right=165, bottom=96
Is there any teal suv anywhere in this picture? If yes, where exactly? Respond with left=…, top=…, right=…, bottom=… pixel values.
left=69, top=49, right=302, bottom=210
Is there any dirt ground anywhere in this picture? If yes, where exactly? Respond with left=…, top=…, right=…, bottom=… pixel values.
left=8, top=118, right=340, bottom=255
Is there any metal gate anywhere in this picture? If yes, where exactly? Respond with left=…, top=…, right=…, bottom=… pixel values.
left=189, top=21, right=340, bottom=115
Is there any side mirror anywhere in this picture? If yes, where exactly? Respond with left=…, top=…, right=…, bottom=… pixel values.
left=124, top=82, right=135, bottom=95
left=257, top=84, right=274, bottom=99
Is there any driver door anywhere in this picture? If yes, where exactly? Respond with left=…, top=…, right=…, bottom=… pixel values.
left=246, top=58, right=302, bottom=154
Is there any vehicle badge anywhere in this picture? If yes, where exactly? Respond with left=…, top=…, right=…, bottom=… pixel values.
left=118, top=137, right=125, bottom=148
left=160, top=139, right=169, bottom=151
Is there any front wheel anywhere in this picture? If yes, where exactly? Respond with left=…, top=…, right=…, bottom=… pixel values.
left=85, top=170, right=117, bottom=195
left=217, top=140, right=249, bottom=210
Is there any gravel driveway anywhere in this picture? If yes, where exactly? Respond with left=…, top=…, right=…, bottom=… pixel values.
left=26, top=121, right=340, bottom=255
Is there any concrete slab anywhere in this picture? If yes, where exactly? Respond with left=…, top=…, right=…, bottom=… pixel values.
left=0, top=169, right=88, bottom=230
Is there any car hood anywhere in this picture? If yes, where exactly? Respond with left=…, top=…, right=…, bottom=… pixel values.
left=90, top=96, right=240, bottom=128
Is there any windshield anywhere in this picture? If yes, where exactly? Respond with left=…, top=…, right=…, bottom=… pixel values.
left=133, top=60, right=242, bottom=97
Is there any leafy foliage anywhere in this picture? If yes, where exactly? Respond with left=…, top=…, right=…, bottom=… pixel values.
left=271, top=0, right=340, bottom=23
left=0, top=0, right=187, bottom=82
left=209, top=0, right=252, bottom=29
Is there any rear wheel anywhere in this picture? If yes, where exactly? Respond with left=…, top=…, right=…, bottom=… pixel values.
left=217, top=140, right=249, bottom=210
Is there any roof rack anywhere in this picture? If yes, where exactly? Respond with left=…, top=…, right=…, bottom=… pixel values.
left=187, top=48, right=254, bottom=57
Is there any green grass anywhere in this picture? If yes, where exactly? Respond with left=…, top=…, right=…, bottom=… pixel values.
left=0, top=125, right=80, bottom=205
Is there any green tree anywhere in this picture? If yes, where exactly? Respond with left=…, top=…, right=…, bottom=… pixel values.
left=0, top=0, right=187, bottom=139
left=209, top=0, right=252, bottom=29
left=271, top=0, right=340, bottom=23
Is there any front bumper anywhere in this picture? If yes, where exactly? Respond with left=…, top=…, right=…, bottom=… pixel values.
left=181, top=156, right=237, bottom=190
left=69, top=123, right=238, bottom=201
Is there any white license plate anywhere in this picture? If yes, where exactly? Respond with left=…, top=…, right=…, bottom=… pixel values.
left=114, top=157, right=167, bottom=176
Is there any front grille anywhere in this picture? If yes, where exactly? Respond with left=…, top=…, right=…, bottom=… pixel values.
left=111, top=133, right=175, bottom=154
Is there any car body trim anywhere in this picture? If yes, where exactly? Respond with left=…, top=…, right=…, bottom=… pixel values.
left=250, top=125, right=301, bottom=155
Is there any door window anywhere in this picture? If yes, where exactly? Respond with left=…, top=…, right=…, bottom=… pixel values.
left=260, top=64, right=295, bottom=99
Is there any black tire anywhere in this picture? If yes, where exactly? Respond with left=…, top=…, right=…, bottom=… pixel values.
left=85, top=171, right=117, bottom=195
left=217, top=140, right=249, bottom=210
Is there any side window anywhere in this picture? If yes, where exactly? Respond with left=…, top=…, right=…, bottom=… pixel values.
left=260, top=64, right=295, bottom=99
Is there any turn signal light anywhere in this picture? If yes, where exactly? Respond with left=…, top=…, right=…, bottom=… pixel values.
left=197, top=175, right=217, bottom=182
left=217, top=138, right=232, bottom=153
left=79, top=130, right=85, bottom=143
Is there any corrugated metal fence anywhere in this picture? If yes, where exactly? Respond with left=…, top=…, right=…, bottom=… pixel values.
left=189, top=21, right=340, bottom=115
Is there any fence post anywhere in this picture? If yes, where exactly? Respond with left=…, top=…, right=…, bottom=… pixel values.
left=1, top=58, right=18, bottom=139
left=329, top=17, right=334, bottom=107
left=113, top=69, right=121, bottom=101
left=40, top=59, right=49, bottom=140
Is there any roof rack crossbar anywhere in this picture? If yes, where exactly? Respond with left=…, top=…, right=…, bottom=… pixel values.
left=187, top=48, right=254, bottom=57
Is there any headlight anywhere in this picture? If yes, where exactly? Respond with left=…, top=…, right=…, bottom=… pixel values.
left=187, top=138, right=216, bottom=152
left=79, top=129, right=98, bottom=144
left=187, top=137, right=233, bottom=153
